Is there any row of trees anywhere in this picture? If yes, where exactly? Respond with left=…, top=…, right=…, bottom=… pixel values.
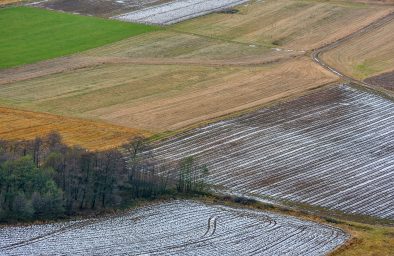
left=0, top=133, right=210, bottom=222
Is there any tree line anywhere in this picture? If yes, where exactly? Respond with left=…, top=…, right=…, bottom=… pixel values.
left=0, top=133, right=209, bottom=223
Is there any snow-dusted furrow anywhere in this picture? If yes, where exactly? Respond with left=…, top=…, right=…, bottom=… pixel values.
left=153, top=85, right=394, bottom=219
left=113, top=0, right=249, bottom=25
left=0, top=201, right=348, bottom=255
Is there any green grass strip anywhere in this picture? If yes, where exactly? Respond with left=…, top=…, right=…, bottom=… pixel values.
left=0, top=7, right=159, bottom=69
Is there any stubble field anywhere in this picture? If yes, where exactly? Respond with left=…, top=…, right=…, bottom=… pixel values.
left=0, top=58, right=336, bottom=132
left=0, top=107, right=149, bottom=150
left=172, top=0, right=391, bottom=50
left=321, top=14, right=394, bottom=82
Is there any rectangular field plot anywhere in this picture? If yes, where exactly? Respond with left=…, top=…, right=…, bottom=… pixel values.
left=153, top=85, right=394, bottom=219
left=113, top=0, right=249, bottom=25
left=30, top=0, right=172, bottom=17
left=0, top=201, right=347, bottom=255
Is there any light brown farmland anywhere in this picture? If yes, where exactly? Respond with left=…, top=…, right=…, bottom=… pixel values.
left=81, top=30, right=298, bottom=61
left=0, top=107, right=149, bottom=150
left=321, top=18, right=394, bottom=80
left=173, top=0, right=391, bottom=50
left=0, top=0, right=21, bottom=5
left=0, top=58, right=337, bottom=132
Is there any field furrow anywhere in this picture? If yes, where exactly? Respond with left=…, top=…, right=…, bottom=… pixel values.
left=153, top=85, right=394, bottom=219
left=0, top=201, right=347, bottom=255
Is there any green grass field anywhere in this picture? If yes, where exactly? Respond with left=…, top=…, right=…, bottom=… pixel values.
left=0, top=7, right=158, bottom=68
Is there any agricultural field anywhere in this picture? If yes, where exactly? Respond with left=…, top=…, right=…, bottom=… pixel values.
left=0, top=58, right=337, bottom=132
left=31, top=0, right=173, bottom=17
left=321, top=14, right=394, bottom=82
left=0, top=201, right=348, bottom=255
left=0, top=107, right=148, bottom=150
left=153, top=85, right=394, bottom=220
left=114, top=0, right=249, bottom=25
left=0, top=0, right=21, bottom=5
left=365, top=71, right=394, bottom=91
left=0, top=30, right=300, bottom=86
left=173, top=0, right=392, bottom=50
left=0, top=6, right=157, bottom=69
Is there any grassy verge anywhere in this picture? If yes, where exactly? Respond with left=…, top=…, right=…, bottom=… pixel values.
left=0, top=7, right=158, bottom=68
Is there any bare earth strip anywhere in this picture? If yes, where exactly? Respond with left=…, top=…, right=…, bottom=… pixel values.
left=0, top=107, right=149, bottom=150
left=0, top=201, right=348, bottom=255
left=153, top=85, right=394, bottom=220
left=113, top=0, right=249, bottom=25
left=0, top=58, right=337, bottom=132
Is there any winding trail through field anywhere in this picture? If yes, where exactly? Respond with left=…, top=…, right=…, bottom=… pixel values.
left=311, top=11, right=394, bottom=87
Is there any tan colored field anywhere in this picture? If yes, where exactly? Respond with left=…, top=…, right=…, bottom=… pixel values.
left=81, top=30, right=298, bottom=61
left=2, top=0, right=389, bottom=144
left=0, top=30, right=300, bottom=85
left=0, top=107, right=149, bottom=150
left=321, top=18, right=394, bottom=80
left=0, top=0, right=21, bottom=5
left=0, top=57, right=337, bottom=132
left=173, top=0, right=391, bottom=50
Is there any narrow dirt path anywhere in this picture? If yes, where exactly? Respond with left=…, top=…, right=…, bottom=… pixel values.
left=311, top=11, right=394, bottom=87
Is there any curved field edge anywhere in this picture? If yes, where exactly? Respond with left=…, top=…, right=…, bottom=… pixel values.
left=0, top=199, right=349, bottom=255
left=0, top=6, right=159, bottom=69
left=1, top=195, right=392, bottom=256
left=319, top=12, right=394, bottom=81
left=202, top=196, right=394, bottom=256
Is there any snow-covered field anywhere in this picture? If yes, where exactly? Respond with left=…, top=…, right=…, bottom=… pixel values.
left=113, top=0, right=249, bottom=25
left=0, top=201, right=347, bottom=255
left=153, top=85, right=394, bottom=219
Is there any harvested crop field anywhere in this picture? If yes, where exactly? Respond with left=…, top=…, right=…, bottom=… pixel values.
left=0, top=107, right=149, bottom=150
left=0, top=201, right=348, bottom=255
left=114, top=0, right=249, bottom=25
left=173, top=0, right=391, bottom=50
left=320, top=14, right=394, bottom=80
left=81, top=30, right=298, bottom=62
left=0, top=58, right=337, bottom=132
left=153, top=85, right=394, bottom=219
left=30, top=0, right=172, bottom=17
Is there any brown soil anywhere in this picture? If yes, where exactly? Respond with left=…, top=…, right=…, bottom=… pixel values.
left=365, top=71, right=394, bottom=90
